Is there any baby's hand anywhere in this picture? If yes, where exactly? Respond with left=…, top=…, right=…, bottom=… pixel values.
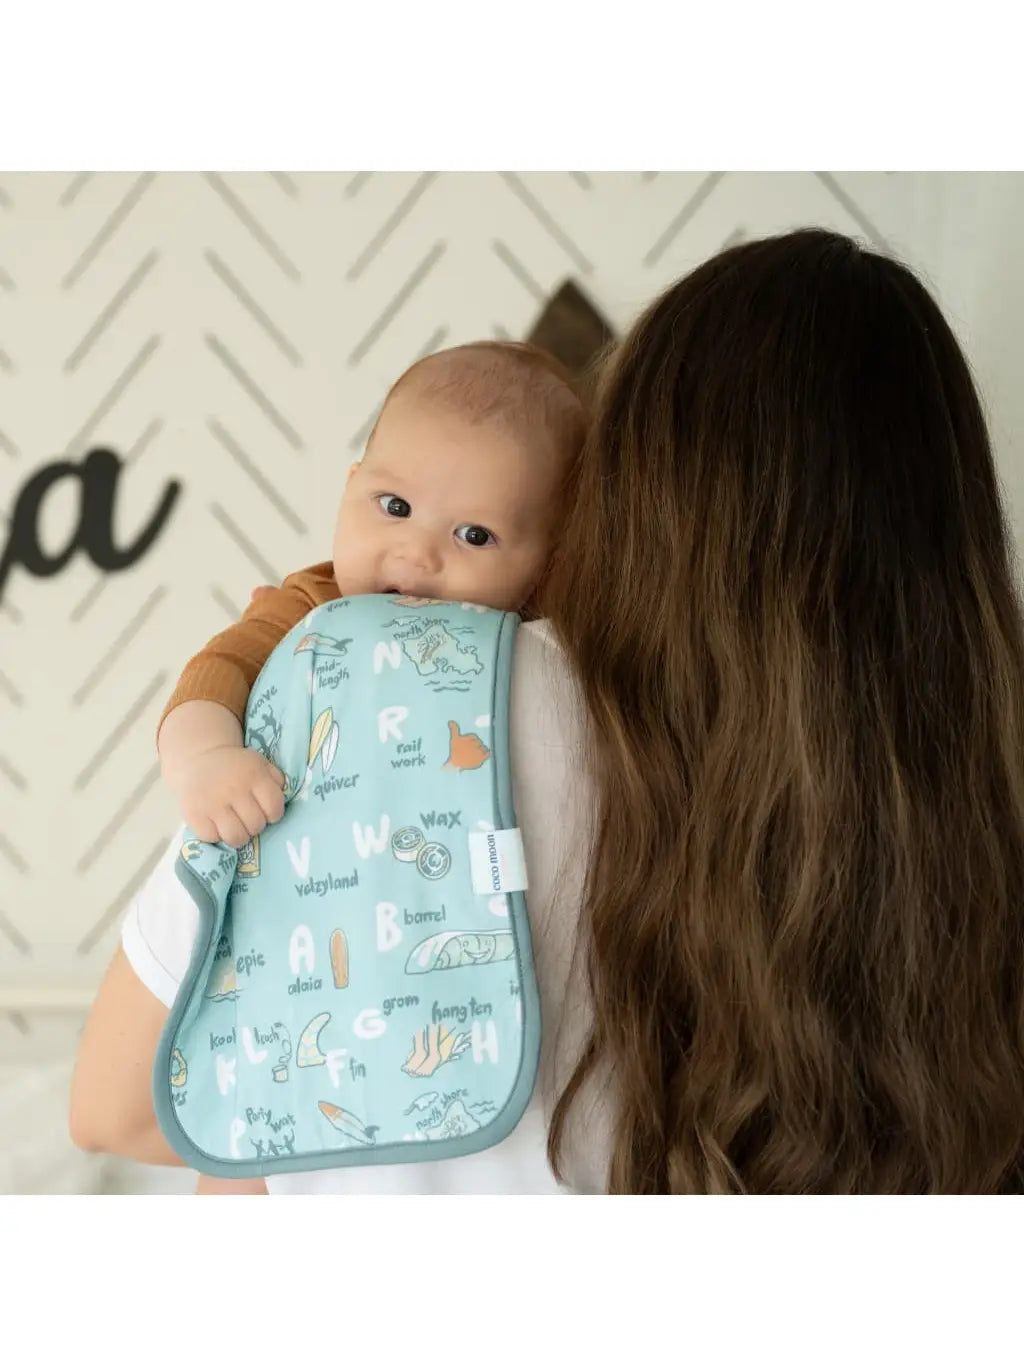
left=167, top=746, right=286, bottom=848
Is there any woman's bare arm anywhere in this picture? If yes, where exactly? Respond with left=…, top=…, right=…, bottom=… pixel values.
left=195, top=1175, right=268, bottom=1195
left=69, top=946, right=185, bottom=1166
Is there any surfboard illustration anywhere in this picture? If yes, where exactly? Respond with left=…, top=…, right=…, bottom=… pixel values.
left=317, top=1101, right=378, bottom=1146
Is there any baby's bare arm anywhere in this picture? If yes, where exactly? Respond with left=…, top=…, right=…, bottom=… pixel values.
left=157, top=565, right=337, bottom=845
left=159, top=700, right=285, bottom=848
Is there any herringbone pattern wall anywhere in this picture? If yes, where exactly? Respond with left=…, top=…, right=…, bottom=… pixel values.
left=0, top=171, right=1017, bottom=1055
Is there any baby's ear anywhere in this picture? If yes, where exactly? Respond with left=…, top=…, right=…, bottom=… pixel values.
left=346, top=461, right=361, bottom=486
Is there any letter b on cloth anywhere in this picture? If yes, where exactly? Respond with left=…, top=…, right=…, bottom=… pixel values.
left=376, top=902, right=402, bottom=951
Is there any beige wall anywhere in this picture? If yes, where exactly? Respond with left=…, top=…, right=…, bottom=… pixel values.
left=1, top=171, right=1022, bottom=1035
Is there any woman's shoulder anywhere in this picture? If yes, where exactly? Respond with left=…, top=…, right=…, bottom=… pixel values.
left=511, top=619, right=586, bottom=751
left=516, top=617, right=562, bottom=652
left=507, top=619, right=606, bottom=1192
left=508, top=618, right=589, bottom=849
left=507, top=616, right=591, bottom=968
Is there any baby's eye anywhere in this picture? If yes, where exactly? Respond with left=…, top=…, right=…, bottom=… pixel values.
left=455, top=524, right=495, bottom=548
left=378, top=494, right=411, bottom=518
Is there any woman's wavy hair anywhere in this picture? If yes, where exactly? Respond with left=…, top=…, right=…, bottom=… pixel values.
left=544, top=228, right=1024, bottom=1193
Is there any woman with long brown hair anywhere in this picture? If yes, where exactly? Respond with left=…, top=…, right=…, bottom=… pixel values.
left=545, top=227, right=1024, bottom=1193
left=73, top=227, right=1024, bottom=1193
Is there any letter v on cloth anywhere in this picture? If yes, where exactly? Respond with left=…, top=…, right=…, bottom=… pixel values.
left=153, top=594, right=540, bottom=1177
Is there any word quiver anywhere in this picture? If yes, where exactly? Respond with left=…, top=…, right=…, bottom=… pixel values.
left=154, top=594, right=539, bottom=1177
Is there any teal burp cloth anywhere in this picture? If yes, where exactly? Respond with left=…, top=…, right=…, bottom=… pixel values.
left=153, top=594, right=540, bottom=1177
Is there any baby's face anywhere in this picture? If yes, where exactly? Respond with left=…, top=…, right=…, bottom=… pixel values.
left=331, top=394, right=563, bottom=611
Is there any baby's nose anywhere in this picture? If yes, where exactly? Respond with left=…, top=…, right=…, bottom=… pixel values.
left=394, top=532, right=442, bottom=573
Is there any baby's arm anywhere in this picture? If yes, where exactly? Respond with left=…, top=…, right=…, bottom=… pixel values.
left=159, top=701, right=283, bottom=848
left=195, top=1174, right=268, bottom=1196
left=158, top=562, right=337, bottom=847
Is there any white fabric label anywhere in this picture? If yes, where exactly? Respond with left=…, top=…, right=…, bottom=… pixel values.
left=468, top=828, right=528, bottom=895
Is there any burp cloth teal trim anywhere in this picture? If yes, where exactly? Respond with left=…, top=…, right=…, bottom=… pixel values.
left=153, top=594, right=540, bottom=1178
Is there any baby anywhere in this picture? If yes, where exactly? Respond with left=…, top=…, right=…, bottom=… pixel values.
left=155, top=340, right=586, bottom=1193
